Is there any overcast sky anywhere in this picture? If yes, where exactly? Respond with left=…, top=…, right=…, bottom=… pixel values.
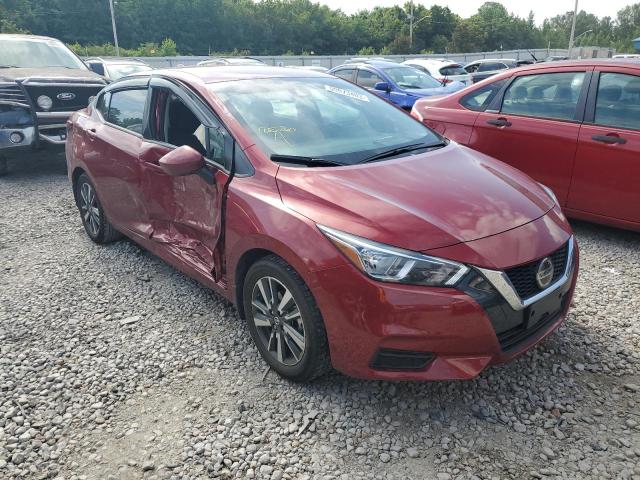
left=315, top=1, right=631, bottom=23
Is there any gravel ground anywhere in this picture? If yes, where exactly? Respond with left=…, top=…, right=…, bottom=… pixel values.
left=1, top=154, right=639, bottom=480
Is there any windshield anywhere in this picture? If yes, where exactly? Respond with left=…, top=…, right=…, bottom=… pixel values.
left=106, top=63, right=152, bottom=80
left=383, top=67, right=441, bottom=89
left=0, top=38, right=87, bottom=69
left=209, top=77, right=441, bottom=165
left=439, top=64, right=467, bottom=76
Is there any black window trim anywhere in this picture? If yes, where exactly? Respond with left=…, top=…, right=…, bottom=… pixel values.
left=486, top=69, right=593, bottom=125
left=584, top=70, right=640, bottom=132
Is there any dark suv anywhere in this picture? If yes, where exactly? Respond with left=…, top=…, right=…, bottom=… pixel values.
left=0, top=34, right=106, bottom=175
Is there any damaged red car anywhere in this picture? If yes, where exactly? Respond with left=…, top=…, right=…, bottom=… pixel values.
left=66, top=67, right=578, bottom=382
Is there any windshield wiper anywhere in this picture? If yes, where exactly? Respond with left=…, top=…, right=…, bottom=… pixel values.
left=271, top=154, right=345, bottom=167
left=359, top=142, right=447, bottom=164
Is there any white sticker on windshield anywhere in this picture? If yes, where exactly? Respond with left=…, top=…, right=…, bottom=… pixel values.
left=325, top=85, right=370, bottom=102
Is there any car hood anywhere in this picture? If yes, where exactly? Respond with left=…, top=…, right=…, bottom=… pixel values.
left=276, top=143, right=555, bottom=252
left=0, top=67, right=105, bottom=83
left=408, top=82, right=464, bottom=97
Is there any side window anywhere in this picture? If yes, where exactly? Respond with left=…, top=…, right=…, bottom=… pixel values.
left=594, top=72, right=640, bottom=130
left=95, top=91, right=111, bottom=118
left=356, top=69, right=384, bottom=89
left=465, top=64, right=479, bottom=73
left=460, top=79, right=506, bottom=112
left=88, top=62, right=105, bottom=76
left=332, top=68, right=355, bottom=81
left=501, top=72, right=585, bottom=121
left=107, top=89, right=147, bottom=134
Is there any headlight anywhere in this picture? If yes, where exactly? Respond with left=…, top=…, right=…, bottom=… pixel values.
left=539, top=183, right=559, bottom=206
left=318, top=225, right=469, bottom=287
left=37, top=95, right=53, bottom=111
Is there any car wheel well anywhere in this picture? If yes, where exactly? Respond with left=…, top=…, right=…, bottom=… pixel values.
left=234, top=248, right=276, bottom=319
left=71, top=167, right=86, bottom=205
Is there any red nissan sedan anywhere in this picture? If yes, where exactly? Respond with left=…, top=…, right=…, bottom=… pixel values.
left=66, top=67, right=578, bottom=382
left=411, top=60, right=640, bottom=232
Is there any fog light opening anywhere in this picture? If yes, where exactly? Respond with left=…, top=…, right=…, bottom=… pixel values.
left=370, top=349, right=435, bottom=371
left=9, top=132, right=24, bottom=144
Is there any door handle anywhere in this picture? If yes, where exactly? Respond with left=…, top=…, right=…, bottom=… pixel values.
left=87, top=128, right=97, bottom=140
left=592, top=134, right=627, bottom=145
left=487, top=118, right=512, bottom=127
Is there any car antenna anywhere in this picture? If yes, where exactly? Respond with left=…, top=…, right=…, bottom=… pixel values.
left=527, top=49, right=539, bottom=63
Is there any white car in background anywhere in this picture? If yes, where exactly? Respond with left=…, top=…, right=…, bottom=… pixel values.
left=403, top=58, right=473, bottom=86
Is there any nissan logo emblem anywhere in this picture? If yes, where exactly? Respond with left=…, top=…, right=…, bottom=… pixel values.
left=536, top=257, right=555, bottom=289
left=57, top=92, right=76, bottom=101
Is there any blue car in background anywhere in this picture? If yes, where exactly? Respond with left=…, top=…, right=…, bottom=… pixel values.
left=329, top=60, right=466, bottom=110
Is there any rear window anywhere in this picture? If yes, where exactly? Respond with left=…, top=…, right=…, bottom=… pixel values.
left=439, top=64, right=466, bottom=76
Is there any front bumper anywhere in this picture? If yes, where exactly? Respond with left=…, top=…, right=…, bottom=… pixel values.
left=0, top=111, right=71, bottom=153
left=312, top=238, right=578, bottom=381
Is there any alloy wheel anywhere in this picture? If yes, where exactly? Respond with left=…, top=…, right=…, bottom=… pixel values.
left=79, top=182, right=100, bottom=237
left=250, top=276, right=306, bottom=366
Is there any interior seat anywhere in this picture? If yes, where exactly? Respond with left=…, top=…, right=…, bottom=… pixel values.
left=167, top=99, right=206, bottom=155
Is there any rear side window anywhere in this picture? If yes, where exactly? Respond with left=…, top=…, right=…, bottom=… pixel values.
left=594, top=72, right=640, bottom=130
left=332, top=68, right=355, bottom=81
left=107, top=89, right=147, bottom=134
left=439, top=64, right=466, bottom=76
left=460, top=79, right=506, bottom=112
left=501, top=72, right=585, bottom=121
left=356, top=69, right=384, bottom=89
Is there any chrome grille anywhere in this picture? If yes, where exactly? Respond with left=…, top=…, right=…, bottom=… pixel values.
left=0, top=84, right=28, bottom=105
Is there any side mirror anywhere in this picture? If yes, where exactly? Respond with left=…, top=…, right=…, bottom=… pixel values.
left=158, top=145, right=205, bottom=176
left=374, top=81, right=391, bottom=93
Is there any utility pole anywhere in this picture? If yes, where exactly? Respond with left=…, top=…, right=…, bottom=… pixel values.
left=409, top=1, right=414, bottom=51
left=568, top=0, right=578, bottom=55
left=109, top=0, right=120, bottom=57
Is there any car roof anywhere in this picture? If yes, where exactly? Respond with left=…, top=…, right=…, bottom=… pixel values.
left=150, top=65, right=329, bottom=84
left=405, top=59, right=463, bottom=67
left=336, top=60, right=404, bottom=69
left=472, top=58, right=517, bottom=63
left=515, top=59, right=640, bottom=71
left=85, top=57, right=148, bottom=65
left=0, top=33, right=62, bottom=42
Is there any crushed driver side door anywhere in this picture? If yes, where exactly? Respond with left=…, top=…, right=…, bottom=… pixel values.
left=138, top=78, right=233, bottom=283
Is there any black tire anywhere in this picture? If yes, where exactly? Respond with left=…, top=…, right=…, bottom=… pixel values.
left=76, top=173, right=122, bottom=244
left=243, top=255, right=331, bottom=382
left=0, top=156, right=7, bottom=177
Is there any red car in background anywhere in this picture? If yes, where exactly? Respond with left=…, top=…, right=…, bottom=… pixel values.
left=412, top=60, right=640, bottom=232
left=66, top=67, right=578, bottom=382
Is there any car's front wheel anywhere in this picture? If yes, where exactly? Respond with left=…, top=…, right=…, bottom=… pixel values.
left=243, top=255, right=331, bottom=382
left=76, top=173, right=122, bottom=244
